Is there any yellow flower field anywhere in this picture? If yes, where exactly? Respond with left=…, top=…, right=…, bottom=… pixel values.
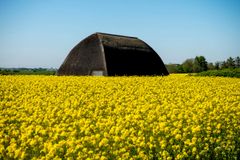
left=0, top=75, right=239, bottom=159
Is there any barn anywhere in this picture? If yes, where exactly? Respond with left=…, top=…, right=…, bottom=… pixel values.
left=57, top=32, right=169, bottom=76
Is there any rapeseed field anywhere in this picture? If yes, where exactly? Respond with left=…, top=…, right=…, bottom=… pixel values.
left=0, top=75, right=239, bottom=159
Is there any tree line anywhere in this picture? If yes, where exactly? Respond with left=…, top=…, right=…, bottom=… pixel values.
left=0, top=68, right=57, bottom=75
left=166, top=56, right=240, bottom=73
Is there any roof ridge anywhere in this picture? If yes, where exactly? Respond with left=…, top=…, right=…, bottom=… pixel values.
left=95, top=32, right=138, bottom=39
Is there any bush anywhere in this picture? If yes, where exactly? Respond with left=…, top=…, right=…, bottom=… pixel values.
left=195, top=68, right=240, bottom=78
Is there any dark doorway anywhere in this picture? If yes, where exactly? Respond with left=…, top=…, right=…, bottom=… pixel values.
left=104, top=46, right=164, bottom=76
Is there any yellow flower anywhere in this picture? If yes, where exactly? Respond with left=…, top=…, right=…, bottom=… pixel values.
left=175, top=134, right=182, bottom=140
left=99, top=138, right=108, bottom=147
left=0, top=75, right=239, bottom=159
left=192, top=147, right=197, bottom=154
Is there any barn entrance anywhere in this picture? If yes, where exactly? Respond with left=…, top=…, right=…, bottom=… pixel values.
left=104, top=46, right=162, bottom=76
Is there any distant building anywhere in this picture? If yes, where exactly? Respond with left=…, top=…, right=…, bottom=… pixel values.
left=57, top=33, right=169, bottom=76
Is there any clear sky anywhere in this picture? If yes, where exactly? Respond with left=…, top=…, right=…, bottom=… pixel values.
left=1, top=0, right=240, bottom=68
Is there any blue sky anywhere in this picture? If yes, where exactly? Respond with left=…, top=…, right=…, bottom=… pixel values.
left=1, top=0, right=240, bottom=68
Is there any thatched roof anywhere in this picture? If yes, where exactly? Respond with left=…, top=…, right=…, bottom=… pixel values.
left=57, top=32, right=169, bottom=76
left=97, top=33, right=149, bottom=51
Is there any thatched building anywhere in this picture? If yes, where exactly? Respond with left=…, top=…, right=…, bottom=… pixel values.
left=57, top=32, right=169, bottom=76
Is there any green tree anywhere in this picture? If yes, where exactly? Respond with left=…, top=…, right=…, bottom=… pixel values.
left=166, top=64, right=184, bottom=73
left=234, top=56, right=240, bottom=68
left=215, top=62, right=220, bottom=70
left=207, top=62, right=215, bottom=70
left=221, top=61, right=228, bottom=69
left=226, top=57, right=235, bottom=68
left=193, top=56, right=208, bottom=72
left=176, top=64, right=184, bottom=73
left=182, top=59, right=194, bottom=73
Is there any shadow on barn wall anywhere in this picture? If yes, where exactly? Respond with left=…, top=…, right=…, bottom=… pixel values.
left=57, top=32, right=169, bottom=76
